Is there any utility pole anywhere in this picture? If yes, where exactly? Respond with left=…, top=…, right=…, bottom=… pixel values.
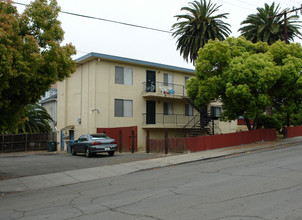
left=284, top=12, right=288, bottom=44
left=269, top=6, right=302, bottom=44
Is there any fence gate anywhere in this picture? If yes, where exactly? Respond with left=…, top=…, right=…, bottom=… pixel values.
left=97, top=126, right=137, bottom=152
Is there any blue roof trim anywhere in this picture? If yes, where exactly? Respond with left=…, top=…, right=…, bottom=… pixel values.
left=75, top=52, right=195, bottom=73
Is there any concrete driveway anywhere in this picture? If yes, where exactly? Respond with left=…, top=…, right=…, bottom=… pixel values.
left=0, top=151, right=171, bottom=180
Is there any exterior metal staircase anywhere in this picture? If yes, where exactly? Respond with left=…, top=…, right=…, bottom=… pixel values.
left=183, top=97, right=203, bottom=112
left=183, top=97, right=212, bottom=136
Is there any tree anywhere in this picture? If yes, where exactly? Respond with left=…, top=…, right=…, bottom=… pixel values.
left=9, top=104, right=53, bottom=134
left=186, top=37, right=302, bottom=131
left=238, top=2, right=302, bottom=45
left=171, top=0, right=231, bottom=63
left=0, top=0, right=76, bottom=133
left=268, top=41, right=302, bottom=127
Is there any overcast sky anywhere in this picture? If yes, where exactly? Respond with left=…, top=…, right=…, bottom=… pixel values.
left=16, top=0, right=302, bottom=69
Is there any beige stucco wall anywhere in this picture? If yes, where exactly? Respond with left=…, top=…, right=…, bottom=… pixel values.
left=57, top=58, right=237, bottom=151
left=208, top=100, right=237, bottom=134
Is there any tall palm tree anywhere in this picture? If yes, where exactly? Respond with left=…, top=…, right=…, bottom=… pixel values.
left=238, top=3, right=302, bottom=45
left=171, top=0, right=231, bottom=63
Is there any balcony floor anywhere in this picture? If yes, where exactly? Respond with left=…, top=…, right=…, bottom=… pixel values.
left=142, top=124, right=185, bottom=129
left=142, top=92, right=185, bottom=100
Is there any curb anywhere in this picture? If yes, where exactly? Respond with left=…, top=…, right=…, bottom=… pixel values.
left=1, top=138, right=302, bottom=194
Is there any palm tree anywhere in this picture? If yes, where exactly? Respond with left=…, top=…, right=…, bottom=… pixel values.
left=238, top=3, right=302, bottom=45
left=171, top=0, right=231, bottom=63
left=14, top=104, right=53, bottom=134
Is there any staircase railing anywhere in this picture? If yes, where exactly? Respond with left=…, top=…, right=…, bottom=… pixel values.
left=183, top=107, right=211, bottom=130
left=183, top=97, right=203, bottom=112
left=183, top=97, right=213, bottom=135
left=183, top=112, right=201, bottom=130
left=208, top=121, right=222, bottom=135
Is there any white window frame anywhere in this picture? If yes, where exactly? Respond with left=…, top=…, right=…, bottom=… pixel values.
left=115, top=66, right=133, bottom=85
left=185, top=104, right=193, bottom=116
left=164, top=73, right=173, bottom=87
left=114, top=99, right=133, bottom=117
left=164, top=102, right=173, bottom=115
left=211, top=106, right=221, bottom=119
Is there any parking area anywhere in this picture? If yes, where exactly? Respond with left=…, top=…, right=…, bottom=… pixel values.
left=0, top=151, right=172, bottom=180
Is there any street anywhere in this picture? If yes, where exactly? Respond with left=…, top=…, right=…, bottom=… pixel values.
left=1, top=143, right=302, bottom=219
left=0, top=151, right=169, bottom=180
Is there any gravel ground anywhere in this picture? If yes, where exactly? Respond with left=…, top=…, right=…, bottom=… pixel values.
left=0, top=151, right=174, bottom=180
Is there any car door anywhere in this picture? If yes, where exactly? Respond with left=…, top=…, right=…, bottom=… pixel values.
left=76, top=135, right=86, bottom=153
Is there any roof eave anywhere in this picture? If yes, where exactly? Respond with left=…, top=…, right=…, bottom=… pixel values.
left=75, top=52, right=195, bottom=74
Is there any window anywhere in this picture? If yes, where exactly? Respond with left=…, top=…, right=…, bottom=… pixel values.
left=91, top=134, right=110, bottom=140
left=185, top=104, right=193, bottom=116
left=211, top=106, right=221, bottom=119
left=164, top=102, right=173, bottom=115
left=115, top=99, right=133, bottom=117
left=115, top=66, right=133, bottom=85
left=79, top=135, right=88, bottom=142
left=164, top=73, right=173, bottom=87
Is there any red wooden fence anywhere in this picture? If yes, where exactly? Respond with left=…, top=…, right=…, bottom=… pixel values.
left=185, top=128, right=276, bottom=152
left=97, top=126, right=137, bottom=152
left=148, top=138, right=186, bottom=153
left=147, top=128, right=276, bottom=153
left=286, top=126, right=302, bottom=138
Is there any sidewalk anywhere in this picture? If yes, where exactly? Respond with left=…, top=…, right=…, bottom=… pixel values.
left=1, top=136, right=302, bottom=193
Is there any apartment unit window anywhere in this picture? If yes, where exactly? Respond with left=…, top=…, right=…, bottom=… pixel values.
left=185, top=104, right=193, bottom=116
left=164, top=73, right=173, bottom=87
left=115, top=66, right=133, bottom=85
left=164, top=102, right=173, bottom=115
left=114, top=99, right=133, bottom=117
left=211, top=106, right=221, bottom=119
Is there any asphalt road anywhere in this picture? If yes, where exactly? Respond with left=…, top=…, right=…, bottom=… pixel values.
left=0, top=151, right=171, bottom=180
left=1, top=143, right=302, bottom=219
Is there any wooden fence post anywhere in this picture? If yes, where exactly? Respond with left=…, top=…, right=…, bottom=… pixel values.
left=131, top=130, right=135, bottom=153
left=146, top=130, right=150, bottom=153
left=119, top=130, right=122, bottom=153
left=25, top=133, right=28, bottom=152
left=165, top=130, right=168, bottom=154
left=1, top=134, right=4, bottom=153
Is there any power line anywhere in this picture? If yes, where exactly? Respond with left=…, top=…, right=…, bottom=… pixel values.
left=277, top=0, right=301, bottom=8
left=217, top=0, right=251, bottom=11
left=12, top=1, right=234, bottom=41
left=269, top=6, right=302, bottom=44
left=13, top=0, right=262, bottom=34
left=233, top=0, right=258, bottom=9
left=13, top=1, right=173, bottom=34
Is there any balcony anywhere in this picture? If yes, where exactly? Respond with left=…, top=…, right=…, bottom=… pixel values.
left=142, top=113, right=197, bottom=129
left=142, top=81, right=187, bottom=100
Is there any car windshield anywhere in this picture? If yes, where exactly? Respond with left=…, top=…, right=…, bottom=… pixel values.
left=91, top=134, right=110, bottom=140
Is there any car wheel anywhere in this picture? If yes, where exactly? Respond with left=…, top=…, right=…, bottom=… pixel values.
left=108, top=151, right=114, bottom=157
left=71, top=147, right=76, bottom=156
left=85, top=148, right=91, bottom=158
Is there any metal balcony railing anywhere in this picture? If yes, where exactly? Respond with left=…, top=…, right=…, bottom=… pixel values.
left=142, top=113, right=194, bottom=126
left=142, top=81, right=187, bottom=97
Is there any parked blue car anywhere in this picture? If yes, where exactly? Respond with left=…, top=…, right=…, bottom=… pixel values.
left=70, top=133, right=117, bottom=157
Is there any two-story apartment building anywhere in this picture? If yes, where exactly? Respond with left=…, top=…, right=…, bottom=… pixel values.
left=57, top=52, right=237, bottom=151
left=40, top=83, right=57, bottom=132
